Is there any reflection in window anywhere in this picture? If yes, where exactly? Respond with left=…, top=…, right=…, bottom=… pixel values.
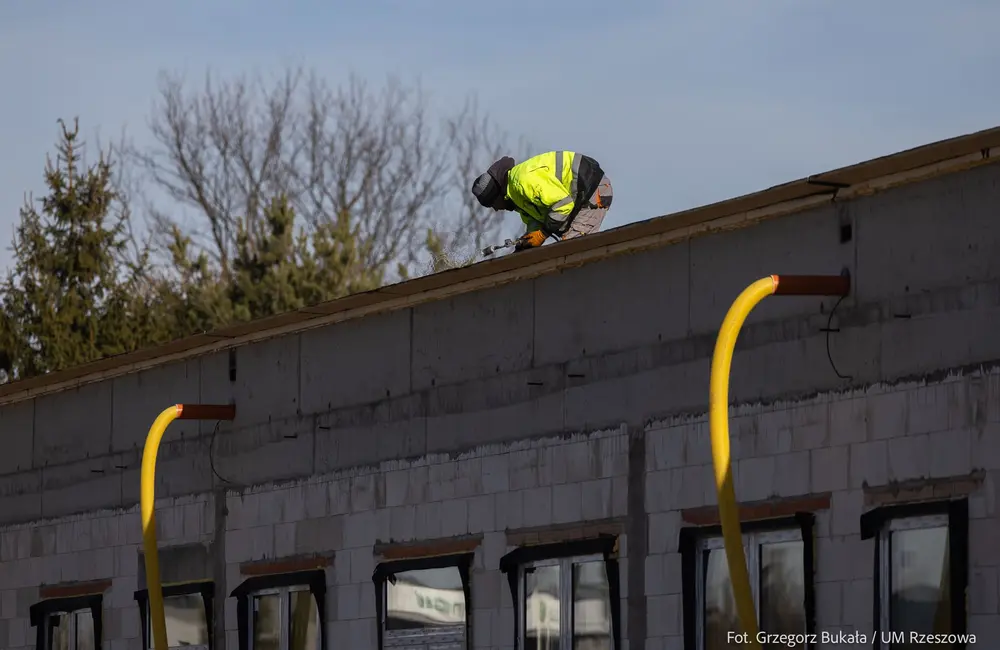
left=698, top=530, right=805, bottom=650
left=520, top=555, right=613, bottom=650
left=250, top=587, right=321, bottom=650
left=525, top=565, right=560, bottom=650
left=572, top=561, right=612, bottom=650
left=46, top=609, right=96, bottom=650
left=155, top=593, right=209, bottom=648
left=880, top=516, right=952, bottom=650
left=383, top=565, right=467, bottom=648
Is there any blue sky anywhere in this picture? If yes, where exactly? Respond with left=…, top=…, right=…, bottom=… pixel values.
left=2, top=0, right=999, bottom=272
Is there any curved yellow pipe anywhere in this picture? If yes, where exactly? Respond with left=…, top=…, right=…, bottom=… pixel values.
left=709, top=276, right=777, bottom=648
left=141, top=403, right=236, bottom=650
left=141, top=405, right=183, bottom=650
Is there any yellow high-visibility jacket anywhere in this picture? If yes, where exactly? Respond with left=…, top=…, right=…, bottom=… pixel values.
left=506, top=150, right=595, bottom=234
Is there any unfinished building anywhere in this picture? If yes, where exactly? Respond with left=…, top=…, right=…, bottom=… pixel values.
left=2, top=127, right=1000, bottom=650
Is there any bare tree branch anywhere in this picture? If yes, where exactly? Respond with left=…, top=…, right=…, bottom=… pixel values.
left=129, top=67, right=527, bottom=283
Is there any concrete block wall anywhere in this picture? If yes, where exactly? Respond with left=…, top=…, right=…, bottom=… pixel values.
left=1, top=162, right=1000, bottom=527
left=644, top=370, right=1000, bottom=649
left=0, top=425, right=633, bottom=650
left=2, top=371, right=1000, bottom=648
left=1, top=155, right=1000, bottom=649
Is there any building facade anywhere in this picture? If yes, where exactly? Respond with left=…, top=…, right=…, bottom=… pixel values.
left=2, top=128, right=1000, bottom=650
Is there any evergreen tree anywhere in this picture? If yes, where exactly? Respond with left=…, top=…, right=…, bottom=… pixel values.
left=0, top=119, right=161, bottom=382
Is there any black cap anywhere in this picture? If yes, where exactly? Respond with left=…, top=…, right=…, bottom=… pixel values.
left=471, top=172, right=500, bottom=207
left=471, top=156, right=515, bottom=207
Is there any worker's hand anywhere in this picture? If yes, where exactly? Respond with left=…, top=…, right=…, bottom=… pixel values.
left=514, top=230, right=546, bottom=251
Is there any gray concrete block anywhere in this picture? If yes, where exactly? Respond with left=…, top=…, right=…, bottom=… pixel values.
left=214, top=427, right=314, bottom=487
left=232, top=336, right=302, bottom=427
left=969, top=567, right=999, bottom=615
left=790, top=401, right=830, bottom=450
left=0, top=401, right=34, bottom=474
left=867, top=390, right=907, bottom=440
left=295, top=516, right=343, bottom=555
left=840, top=579, right=873, bottom=627
left=34, top=382, right=113, bottom=466
left=428, top=462, right=458, bottom=501
left=41, top=472, right=121, bottom=519
left=810, top=445, right=849, bottom=493
left=645, top=427, right=683, bottom=472
left=427, top=392, right=565, bottom=453
left=520, top=487, right=553, bottom=528
left=551, top=482, right=582, bottom=525
left=881, top=307, right=1000, bottom=381
left=689, top=204, right=851, bottom=334
left=110, top=360, right=200, bottom=452
left=440, top=499, right=469, bottom=537
left=814, top=581, right=842, bottom=626
left=645, top=594, right=681, bottom=637
left=849, top=441, right=888, bottom=489
left=830, top=490, right=864, bottom=537
left=274, top=522, right=296, bottom=557
left=480, top=454, right=510, bottom=494
left=389, top=505, right=416, bottom=542
left=493, top=491, right=523, bottom=531
left=467, top=495, right=496, bottom=534
left=533, top=245, right=690, bottom=366
left=856, top=162, right=1000, bottom=302
left=756, top=409, right=793, bottom=456
left=0, top=492, right=42, bottom=527
left=829, top=397, right=868, bottom=446
left=737, top=456, right=775, bottom=502
left=581, top=478, right=613, bottom=521
left=887, top=434, right=931, bottom=481
left=411, top=282, right=534, bottom=391
left=564, top=360, right=708, bottom=433
left=928, top=428, right=971, bottom=479
left=774, top=450, right=810, bottom=497
left=972, top=424, right=1000, bottom=471
left=907, top=384, right=951, bottom=436
left=299, top=310, right=411, bottom=413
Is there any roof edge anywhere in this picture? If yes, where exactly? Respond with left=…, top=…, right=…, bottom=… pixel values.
left=3, top=126, right=1000, bottom=405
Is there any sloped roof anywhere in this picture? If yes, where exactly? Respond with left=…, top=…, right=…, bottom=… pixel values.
left=3, top=125, right=1000, bottom=404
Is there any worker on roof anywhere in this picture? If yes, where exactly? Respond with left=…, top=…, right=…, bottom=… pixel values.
left=471, top=151, right=613, bottom=251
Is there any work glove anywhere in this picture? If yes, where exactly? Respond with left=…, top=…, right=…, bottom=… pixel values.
left=514, top=230, right=546, bottom=251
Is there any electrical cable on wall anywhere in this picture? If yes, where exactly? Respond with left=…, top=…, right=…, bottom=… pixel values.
left=209, top=420, right=234, bottom=485
left=824, top=295, right=852, bottom=380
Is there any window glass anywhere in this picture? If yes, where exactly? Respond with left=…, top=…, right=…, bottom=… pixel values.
left=889, top=526, right=951, bottom=644
left=253, top=593, right=282, bottom=650
left=703, top=548, right=738, bottom=650
left=572, top=561, right=611, bottom=650
left=75, top=609, right=96, bottom=650
left=49, top=613, right=71, bottom=650
left=159, top=593, right=208, bottom=648
left=386, top=566, right=466, bottom=631
left=525, top=565, right=561, bottom=650
left=289, top=590, right=321, bottom=650
left=759, top=540, right=805, bottom=648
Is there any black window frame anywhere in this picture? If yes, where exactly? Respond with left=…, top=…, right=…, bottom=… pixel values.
left=30, top=592, right=104, bottom=650
left=231, top=569, right=327, bottom=650
left=679, top=513, right=816, bottom=650
left=134, top=581, right=215, bottom=650
left=498, top=534, right=622, bottom=650
left=860, top=498, right=969, bottom=649
left=372, top=552, right=473, bottom=649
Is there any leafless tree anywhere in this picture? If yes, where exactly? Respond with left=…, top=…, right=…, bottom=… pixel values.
left=130, top=67, right=528, bottom=281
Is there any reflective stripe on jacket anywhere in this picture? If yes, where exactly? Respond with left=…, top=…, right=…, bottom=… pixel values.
left=506, top=151, right=585, bottom=232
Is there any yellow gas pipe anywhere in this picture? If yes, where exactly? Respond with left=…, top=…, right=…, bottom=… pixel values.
left=141, top=404, right=236, bottom=650
left=709, top=274, right=850, bottom=648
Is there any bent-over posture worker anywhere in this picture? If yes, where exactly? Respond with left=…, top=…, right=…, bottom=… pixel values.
left=471, top=150, right=613, bottom=251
